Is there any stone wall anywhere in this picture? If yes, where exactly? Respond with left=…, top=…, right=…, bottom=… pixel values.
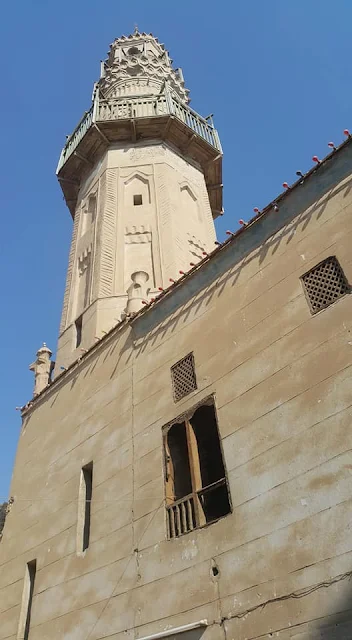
left=1, top=145, right=352, bottom=639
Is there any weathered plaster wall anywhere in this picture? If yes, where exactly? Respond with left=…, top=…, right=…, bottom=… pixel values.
left=1, top=146, right=352, bottom=639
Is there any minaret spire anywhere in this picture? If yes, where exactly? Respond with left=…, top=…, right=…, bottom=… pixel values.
left=55, top=31, right=223, bottom=371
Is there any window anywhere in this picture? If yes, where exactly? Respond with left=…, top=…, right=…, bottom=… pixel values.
left=171, top=353, right=197, bottom=402
left=128, top=46, right=142, bottom=56
left=301, top=256, right=349, bottom=314
left=163, top=398, right=231, bottom=539
left=133, top=194, right=143, bottom=206
left=75, top=315, right=83, bottom=348
left=17, top=560, right=36, bottom=640
left=77, top=463, right=93, bottom=552
left=88, top=194, right=97, bottom=224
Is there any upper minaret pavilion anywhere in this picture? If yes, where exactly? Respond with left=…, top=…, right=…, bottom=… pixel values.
left=56, top=29, right=222, bottom=370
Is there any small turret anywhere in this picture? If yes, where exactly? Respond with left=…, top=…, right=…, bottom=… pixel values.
left=29, top=343, right=54, bottom=397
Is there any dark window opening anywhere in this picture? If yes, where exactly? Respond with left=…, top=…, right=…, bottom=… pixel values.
left=191, top=405, right=225, bottom=487
left=166, top=422, right=192, bottom=500
left=75, top=316, right=83, bottom=348
left=198, top=478, right=231, bottom=524
left=81, top=462, right=93, bottom=552
left=128, top=46, right=141, bottom=56
left=191, top=405, right=230, bottom=523
left=88, top=194, right=97, bottom=224
left=301, top=256, right=349, bottom=314
left=164, top=399, right=231, bottom=538
left=18, top=559, right=36, bottom=640
left=133, top=194, right=143, bottom=206
left=83, top=259, right=92, bottom=310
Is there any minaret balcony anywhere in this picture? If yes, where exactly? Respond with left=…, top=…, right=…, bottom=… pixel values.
left=56, top=86, right=223, bottom=218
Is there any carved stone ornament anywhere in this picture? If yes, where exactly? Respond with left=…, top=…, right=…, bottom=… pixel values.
left=99, top=31, right=189, bottom=103
left=123, top=270, right=150, bottom=316
left=124, top=225, right=152, bottom=244
left=29, top=343, right=55, bottom=397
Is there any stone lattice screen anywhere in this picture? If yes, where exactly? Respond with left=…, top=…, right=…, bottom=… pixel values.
left=301, top=256, right=349, bottom=314
left=171, top=353, right=197, bottom=402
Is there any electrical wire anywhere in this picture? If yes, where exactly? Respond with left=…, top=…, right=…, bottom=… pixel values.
left=222, top=569, right=352, bottom=623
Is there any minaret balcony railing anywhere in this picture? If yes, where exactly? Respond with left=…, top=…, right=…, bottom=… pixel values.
left=57, top=107, right=94, bottom=173
left=57, top=87, right=222, bottom=173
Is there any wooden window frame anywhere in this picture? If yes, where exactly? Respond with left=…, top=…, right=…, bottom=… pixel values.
left=163, top=396, right=231, bottom=539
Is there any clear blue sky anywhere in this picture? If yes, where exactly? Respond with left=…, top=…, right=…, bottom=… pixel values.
left=1, top=0, right=351, bottom=499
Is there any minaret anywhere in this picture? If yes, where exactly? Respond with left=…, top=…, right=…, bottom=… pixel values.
left=55, top=30, right=222, bottom=370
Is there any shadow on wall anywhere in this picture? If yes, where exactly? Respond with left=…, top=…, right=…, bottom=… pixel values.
left=132, top=170, right=352, bottom=350
left=311, top=579, right=352, bottom=639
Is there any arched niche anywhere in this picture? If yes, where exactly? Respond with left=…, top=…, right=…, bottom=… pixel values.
left=124, top=173, right=151, bottom=209
left=81, top=192, right=97, bottom=236
left=180, top=183, right=200, bottom=222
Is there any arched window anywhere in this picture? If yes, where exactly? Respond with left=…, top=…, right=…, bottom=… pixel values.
left=163, top=397, right=231, bottom=538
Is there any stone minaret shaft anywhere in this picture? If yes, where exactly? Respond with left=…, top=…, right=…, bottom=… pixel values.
left=55, top=30, right=223, bottom=370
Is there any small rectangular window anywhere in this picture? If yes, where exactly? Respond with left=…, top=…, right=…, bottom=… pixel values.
left=77, top=462, right=93, bottom=552
left=171, top=353, right=197, bottom=402
left=301, top=256, right=349, bottom=314
left=17, top=560, right=36, bottom=640
left=75, top=315, right=83, bottom=348
left=88, top=193, right=97, bottom=224
left=163, top=398, right=231, bottom=539
left=133, top=194, right=143, bottom=206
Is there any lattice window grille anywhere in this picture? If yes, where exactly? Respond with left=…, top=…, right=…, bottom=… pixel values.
left=171, top=353, right=197, bottom=402
left=302, top=256, right=349, bottom=314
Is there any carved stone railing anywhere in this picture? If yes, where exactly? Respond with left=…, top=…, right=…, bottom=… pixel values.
left=97, top=94, right=169, bottom=120
left=57, top=107, right=94, bottom=173
left=57, top=87, right=221, bottom=173
left=169, top=98, right=220, bottom=150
